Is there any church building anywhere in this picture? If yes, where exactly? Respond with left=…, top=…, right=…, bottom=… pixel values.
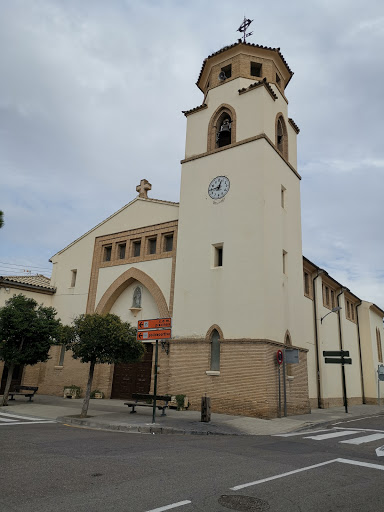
left=1, top=39, right=383, bottom=418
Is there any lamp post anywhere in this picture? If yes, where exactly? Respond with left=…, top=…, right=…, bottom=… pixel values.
left=321, top=306, right=342, bottom=324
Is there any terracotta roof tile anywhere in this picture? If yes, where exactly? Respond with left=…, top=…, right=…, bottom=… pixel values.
left=288, top=118, right=300, bottom=134
left=182, top=103, right=208, bottom=117
left=0, top=274, right=55, bottom=291
left=197, top=40, right=293, bottom=86
left=238, top=78, right=278, bottom=100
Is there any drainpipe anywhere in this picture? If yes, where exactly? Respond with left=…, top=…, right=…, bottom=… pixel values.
left=356, top=301, right=365, bottom=404
left=336, top=287, right=348, bottom=413
left=312, top=270, right=324, bottom=409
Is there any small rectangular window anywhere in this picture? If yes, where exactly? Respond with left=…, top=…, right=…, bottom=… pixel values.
left=304, top=272, right=310, bottom=296
left=213, top=244, right=223, bottom=267
left=148, top=237, right=157, bottom=255
left=283, top=250, right=287, bottom=275
left=325, top=287, right=329, bottom=307
left=103, top=246, right=112, bottom=262
left=58, top=345, right=66, bottom=366
left=118, top=243, right=126, bottom=260
left=276, top=73, right=281, bottom=84
left=281, top=185, right=286, bottom=208
left=132, top=240, right=141, bottom=257
left=70, top=269, right=77, bottom=288
left=250, top=62, right=262, bottom=77
left=331, top=290, right=335, bottom=309
left=164, top=234, right=173, bottom=252
left=221, top=64, right=232, bottom=79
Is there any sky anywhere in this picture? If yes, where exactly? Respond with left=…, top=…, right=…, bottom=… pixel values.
left=0, top=0, right=384, bottom=306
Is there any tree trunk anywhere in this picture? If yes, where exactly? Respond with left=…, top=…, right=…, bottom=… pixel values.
left=1, top=363, right=15, bottom=407
left=80, top=360, right=95, bottom=418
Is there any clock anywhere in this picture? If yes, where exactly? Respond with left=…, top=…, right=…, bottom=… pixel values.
left=208, top=176, right=230, bottom=199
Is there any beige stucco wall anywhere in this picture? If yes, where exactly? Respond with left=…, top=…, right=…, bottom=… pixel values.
left=173, top=137, right=303, bottom=343
left=359, top=302, right=384, bottom=401
left=0, top=286, right=53, bottom=309
left=50, top=199, right=178, bottom=325
left=185, top=77, right=297, bottom=169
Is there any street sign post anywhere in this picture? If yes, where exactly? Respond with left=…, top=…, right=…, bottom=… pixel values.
left=323, top=350, right=352, bottom=413
left=137, top=318, right=172, bottom=423
left=276, top=350, right=283, bottom=418
left=378, top=365, right=384, bottom=405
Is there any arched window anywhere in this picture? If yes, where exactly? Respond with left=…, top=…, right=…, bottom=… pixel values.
left=275, top=114, right=288, bottom=160
left=210, top=329, right=220, bottom=371
left=377, top=328, right=383, bottom=363
left=285, top=330, right=293, bottom=377
left=207, top=104, right=236, bottom=152
left=216, top=112, right=232, bottom=148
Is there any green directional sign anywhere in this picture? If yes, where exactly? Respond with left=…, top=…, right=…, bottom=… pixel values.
left=324, top=357, right=352, bottom=364
left=323, top=350, right=350, bottom=357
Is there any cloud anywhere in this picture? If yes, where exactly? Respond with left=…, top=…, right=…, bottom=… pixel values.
left=0, top=0, right=383, bottom=308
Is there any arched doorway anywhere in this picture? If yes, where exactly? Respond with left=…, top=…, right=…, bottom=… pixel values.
left=95, top=268, right=169, bottom=399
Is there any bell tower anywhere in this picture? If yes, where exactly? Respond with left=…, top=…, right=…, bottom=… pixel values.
left=172, top=39, right=304, bottom=348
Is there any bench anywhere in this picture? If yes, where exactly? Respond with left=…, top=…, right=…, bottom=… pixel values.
left=8, top=386, right=38, bottom=402
left=124, top=394, right=172, bottom=417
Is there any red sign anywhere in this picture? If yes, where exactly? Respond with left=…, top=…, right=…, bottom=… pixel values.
left=277, top=350, right=283, bottom=365
left=137, top=318, right=172, bottom=330
left=137, top=329, right=172, bottom=341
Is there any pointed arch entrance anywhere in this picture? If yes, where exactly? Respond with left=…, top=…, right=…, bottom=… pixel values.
left=94, top=268, right=170, bottom=399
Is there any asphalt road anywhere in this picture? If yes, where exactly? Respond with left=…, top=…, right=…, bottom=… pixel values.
left=1, top=412, right=384, bottom=512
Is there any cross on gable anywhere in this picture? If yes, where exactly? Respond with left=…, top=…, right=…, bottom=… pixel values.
left=136, top=179, right=152, bottom=199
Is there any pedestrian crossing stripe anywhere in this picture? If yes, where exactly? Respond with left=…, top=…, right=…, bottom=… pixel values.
left=275, top=428, right=384, bottom=447
left=0, top=412, right=55, bottom=425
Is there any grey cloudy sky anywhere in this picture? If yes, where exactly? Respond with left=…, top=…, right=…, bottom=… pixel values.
left=1, top=0, right=383, bottom=307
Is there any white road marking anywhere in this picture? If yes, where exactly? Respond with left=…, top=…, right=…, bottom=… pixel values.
left=231, top=459, right=338, bottom=490
left=337, top=458, right=384, bottom=471
left=340, top=433, right=384, bottom=445
left=375, top=446, right=384, bottom=457
left=146, top=500, right=192, bottom=512
left=274, top=429, right=330, bottom=437
left=0, top=416, right=17, bottom=422
left=0, top=411, right=48, bottom=421
left=0, top=421, right=56, bottom=426
left=334, top=427, right=384, bottom=434
left=304, top=430, right=360, bottom=440
left=231, top=458, right=384, bottom=490
left=332, top=415, right=383, bottom=426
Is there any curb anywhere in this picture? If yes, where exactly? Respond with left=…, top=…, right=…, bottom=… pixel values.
left=56, top=416, right=236, bottom=436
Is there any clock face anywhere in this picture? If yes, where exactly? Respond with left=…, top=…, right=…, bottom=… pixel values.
left=208, top=176, right=230, bottom=200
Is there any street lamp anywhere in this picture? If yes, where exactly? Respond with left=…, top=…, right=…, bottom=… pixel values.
left=321, top=306, right=342, bottom=324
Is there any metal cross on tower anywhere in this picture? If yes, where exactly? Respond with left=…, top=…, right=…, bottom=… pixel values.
left=237, top=17, right=253, bottom=43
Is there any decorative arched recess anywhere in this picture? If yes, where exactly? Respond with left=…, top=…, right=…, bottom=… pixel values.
left=207, top=103, right=237, bottom=152
left=284, top=330, right=292, bottom=346
left=95, top=267, right=170, bottom=318
left=205, top=324, right=224, bottom=341
left=275, top=112, right=288, bottom=160
left=284, top=330, right=293, bottom=376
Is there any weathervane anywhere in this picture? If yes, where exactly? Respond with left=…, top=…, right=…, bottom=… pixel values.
left=237, top=16, right=253, bottom=43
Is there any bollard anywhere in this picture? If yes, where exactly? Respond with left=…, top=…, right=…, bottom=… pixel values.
left=201, top=396, right=211, bottom=422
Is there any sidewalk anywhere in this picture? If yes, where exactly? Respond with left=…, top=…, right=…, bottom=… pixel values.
left=2, top=394, right=383, bottom=436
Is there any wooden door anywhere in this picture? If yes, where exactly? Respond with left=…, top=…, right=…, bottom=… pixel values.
left=111, top=344, right=153, bottom=399
left=0, top=365, right=24, bottom=394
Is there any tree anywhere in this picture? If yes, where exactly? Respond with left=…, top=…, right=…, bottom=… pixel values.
left=0, top=210, right=3, bottom=228
left=66, top=313, right=145, bottom=418
left=0, top=294, right=62, bottom=406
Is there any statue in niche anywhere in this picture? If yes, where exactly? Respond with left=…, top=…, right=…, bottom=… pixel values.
left=132, top=286, right=142, bottom=308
